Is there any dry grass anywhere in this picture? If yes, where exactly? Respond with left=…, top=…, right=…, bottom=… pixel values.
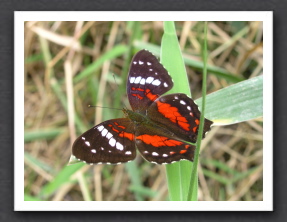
left=24, top=21, right=263, bottom=201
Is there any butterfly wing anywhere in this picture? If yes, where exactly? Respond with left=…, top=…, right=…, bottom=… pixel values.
left=134, top=124, right=196, bottom=164
left=72, top=118, right=136, bottom=164
left=147, top=93, right=213, bottom=143
left=127, top=50, right=173, bottom=113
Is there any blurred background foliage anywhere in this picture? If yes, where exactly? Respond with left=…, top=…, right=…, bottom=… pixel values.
left=24, top=21, right=263, bottom=201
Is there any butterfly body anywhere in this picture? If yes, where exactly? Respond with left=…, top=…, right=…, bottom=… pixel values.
left=72, top=50, right=213, bottom=165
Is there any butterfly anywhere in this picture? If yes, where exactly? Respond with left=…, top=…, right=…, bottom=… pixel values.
left=72, top=50, right=213, bottom=165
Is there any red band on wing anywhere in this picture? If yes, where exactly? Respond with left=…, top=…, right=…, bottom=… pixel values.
left=117, top=125, right=126, bottom=129
left=131, top=87, right=144, bottom=92
left=180, top=150, right=187, bottom=154
left=108, top=124, right=120, bottom=133
left=119, top=132, right=135, bottom=141
left=145, top=89, right=158, bottom=101
left=136, top=134, right=183, bottom=147
left=156, top=101, right=190, bottom=131
left=132, top=93, right=143, bottom=100
left=131, top=88, right=158, bottom=101
left=109, top=124, right=134, bottom=140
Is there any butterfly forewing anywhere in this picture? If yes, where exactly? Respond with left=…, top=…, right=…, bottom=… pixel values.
left=72, top=118, right=136, bottom=164
left=147, top=93, right=213, bottom=143
left=135, top=124, right=195, bottom=164
left=127, top=50, right=173, bottom=113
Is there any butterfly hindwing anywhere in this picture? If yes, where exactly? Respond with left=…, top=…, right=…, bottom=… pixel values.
left=127, top=50, right=173, bottom=113
left=134, top=124, right=195, bottom=164
left=147, top=93, right=213, bottom=143
left=72, top=118, right=136, bottom=164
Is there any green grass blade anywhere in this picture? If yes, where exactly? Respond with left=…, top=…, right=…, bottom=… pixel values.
left=24, top=194, right=42, bottom=201
left=202, top=166, right=261, bottom=185
left=201, top=169, right=231, bottom=184
left=24, top=152, right=55, bottom=174
left=25, top=53, right=44, bottom=64
left=195, top=75, right=263, bottom=125
left=161, top=21, right=194, bottom=201
left=40, top=163, right=85, bottom=198
left=24, top=128, right=65, bottom=142
left=230, top=166, right=261, bottom=184
left=74, top=44, right=128, bottom=83
left=128, top=185, right=158, bottom=198
left=125, top=161, right=144, bottom=201
left=201, top=159, right=240, bottom=175
left=187, top=22, right=209, bottom=201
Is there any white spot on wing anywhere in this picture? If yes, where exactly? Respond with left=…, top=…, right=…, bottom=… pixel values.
left=180, top=100, right=186, bottom=105
left=152, top=79, right=161, bottom=86
left=101, top=147, right=104, bottom=150
left=130, top=77, right=135, bottom=83
left=97, top=125, right=104, bottom=131
left=85, top=141, right=91, bottom=146
left=144, top=151, right=148, bottom=154
left=174, top=96, right=179, bottom=99
left=163, top=154, right=168, bottom=157
left=116, top=142, right=124, bottom=151
left=146, top=77, right=154, bottom=83
left=133, top=61, right=137, bottom=64
left=149, top=68, right=153, bottom=71
left=91, top=149, right=96, bottom=153
left=152, top=152, right=159, bottom=156
left=164, top=82, right=168, bottom=87
left=140, top=78, right=146, bottom=85
left=109, top=138, right=116, bottom=147
left=106, top=132, right=113, bottom=139
left=147, top=62, right=152, bottom=65
left=101, top=128, right=108, bottom=137
left=134, top=76, right=141, bottom=84
left=125, top=151, right=132, bottom=155
left=139, top=60, right=144, bottom=65
left=82, top=137, right=85, bottom=140
left=187, top=106, right=191, bottom=111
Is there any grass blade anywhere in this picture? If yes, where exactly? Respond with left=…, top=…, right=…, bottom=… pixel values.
left=187, top=22, right=209, bottom=201
left=74, top=45, right=128, bottom=83
left=196, top=75, right=263, bottom=125
left=40, top=163, right=85, bottom=198
left=161, top=21, right=194, bottom=201
left=24, top=128, right=65, bottom=142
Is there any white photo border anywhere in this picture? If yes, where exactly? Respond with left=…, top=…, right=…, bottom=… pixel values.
left=16, top=11, right=273, bottom=211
